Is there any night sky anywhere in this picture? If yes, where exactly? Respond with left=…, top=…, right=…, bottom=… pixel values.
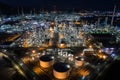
left=0, top=0, right=119, bottom=12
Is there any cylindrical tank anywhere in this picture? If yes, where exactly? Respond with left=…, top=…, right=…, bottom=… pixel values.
left=75, top=56, right=84, bottom=67
left=53, top=62, right=71, bottom=79
left=39, top=55, right=54, bottom=68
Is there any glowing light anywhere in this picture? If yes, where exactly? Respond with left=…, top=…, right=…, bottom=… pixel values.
left=81, top=53, right=84, bottom=56
left=74, top=21, right=80, bottom=25
left=97, top=53, right=107, bottom=59
left=32, top=57, right=35, bottom=60
left=49, top=27, right=54, bottom=32
left=89, top=45, right=92, bottom=48
left=103, top=55, right=107, bottom=59
left=79, top=69, right=90, bottom=77
left=32, top=50, right=36, bottom=53
left=33, top=67, right=43, bottom=75
left=99, top=50, right=102, bottom=53
left=58, top=43, right=66, bottom=48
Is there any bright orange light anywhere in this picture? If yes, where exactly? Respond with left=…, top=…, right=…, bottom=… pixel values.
left=89, top=45, right=92, bottom=48
left=58, top=43, right=66, bottom=48
left=99, top=55, right=103, bottom=58
left=74, top=21, right=80, bottom=25
left=99, top=50, right=102, bottom=53
left=81, top=53, right=84, bottom=56
left=79, top=69, right=89, bottom=77
left=39, top=47, right=45, bottom=51
left=49, top=27, right=54, bottom=32
left=22, top=57, right=30, bottom=64
left=32, top=50, right=36, bottom=53
left=23, top=40, right=29, bottom=48
left=97, top=53, right=107, bottom=59
left=103, top=55, right=107, bottom=59
left=33, top=67, right=43, bottom=75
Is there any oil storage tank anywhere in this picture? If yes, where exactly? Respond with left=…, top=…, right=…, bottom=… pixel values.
left=39, top=55, right=54, bottom=68
left=75, top=56, right=84, bottom=67
left=53, top=62, right=71, bottom=79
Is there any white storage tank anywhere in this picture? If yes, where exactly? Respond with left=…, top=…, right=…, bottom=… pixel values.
left=53, top=62, right=71, bottom=79
left=39, top=55, right=54, bottom=68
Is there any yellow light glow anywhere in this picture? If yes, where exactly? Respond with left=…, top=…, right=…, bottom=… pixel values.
left=103, top=55, right=107, bottom=59
left=49, top=27, right=54, bottom=32
left=98, top=49, right=103, bottom=53
left=33, top=67, right=43, bottom=75
left=81, top=53, right=84, bottom=56
left=58, top=43, right=66, bottom=48
left=22, top=57, right=29, bottom=64
left=79, top=69, right=89, bottom=77
left=97, top=53, right=107, bottom=59
left=23, top=40, right=29, bottom=48
left=74, top=21, right=80, bottom=25
left=39, top=47, right=45, bottom=51
left=89, top=45, right=92, bottom=48
left=32, top=50, right=36, bottom=53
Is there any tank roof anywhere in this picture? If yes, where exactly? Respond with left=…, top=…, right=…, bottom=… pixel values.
left=53, top=62, right=70, bottom=72
left=40, top=55, right=54, bottom=62
left=76, top=56, right=84, bottom=61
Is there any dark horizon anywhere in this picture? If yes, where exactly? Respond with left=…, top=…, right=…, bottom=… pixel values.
left=0, top=0, right=120, bottom=14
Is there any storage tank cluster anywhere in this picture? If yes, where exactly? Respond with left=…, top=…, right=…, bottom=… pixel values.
left=39, top=55, right=71, bottom=79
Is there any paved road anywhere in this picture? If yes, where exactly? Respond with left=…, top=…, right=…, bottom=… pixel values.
left=0, top=52, right=15, bottom=80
